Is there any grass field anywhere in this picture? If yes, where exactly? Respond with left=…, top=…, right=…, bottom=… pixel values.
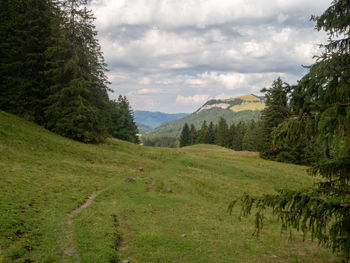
left=0, top=110, right=340, bottom=262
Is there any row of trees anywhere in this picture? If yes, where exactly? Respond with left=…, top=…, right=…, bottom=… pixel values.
left=179, top=119, right=262, bottom=152
left=0, top=0, right=138, bottom=143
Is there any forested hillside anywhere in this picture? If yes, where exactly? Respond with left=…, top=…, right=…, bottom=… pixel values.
left=150, top=94, right=264, bottom=136
left=134, top=110, right=187, bottom=132
left=0, top=0, right=138, bottom=143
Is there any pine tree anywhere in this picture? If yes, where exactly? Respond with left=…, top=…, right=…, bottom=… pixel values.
left=44, top=0, right=110, bottom=142
left=230, top=1, right=350, bottom=259
left=109, top=95, right=139, bottom=143
left=180, top=123, right=191, bottom=147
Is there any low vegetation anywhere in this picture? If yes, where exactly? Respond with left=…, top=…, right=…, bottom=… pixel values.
left=0, top=111, right=339, bottom=262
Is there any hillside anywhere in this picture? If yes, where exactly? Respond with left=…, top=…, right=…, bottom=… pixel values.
left=0, top=111, right=338, bottom=262
left=134, top=110, right=188, bottom=133
left=150, top=94, right=265, bottom=136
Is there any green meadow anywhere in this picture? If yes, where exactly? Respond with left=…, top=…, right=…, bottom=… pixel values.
left=0, top=110, right=339, bottom=262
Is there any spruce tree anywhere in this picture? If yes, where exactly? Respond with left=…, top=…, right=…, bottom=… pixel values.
left=0, top=0, right=52, bottom=123
left=230, top=1, right=350, bottom=259
left=215, top=117, right=229, bottom=147
left=227, top=123, right=236, bottom=149
left=259, top=77, right=290, bottom=158
left=44, top=0, right=110, bottom=143
left=242, top=121, right=256, bottom=151
left=231, top=122, right=244, bottom=151
left=207, top=122, right=216, bottom=144
left=189, top=124, right=197, bottom=145
left=196, top=121, right=210, bottom=144
left=180, top=123, right=191, bottom=147
left=109, top=95, right=139, bottom=143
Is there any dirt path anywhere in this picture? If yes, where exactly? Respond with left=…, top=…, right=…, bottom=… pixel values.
left=64, top=188, right=106, bottom=262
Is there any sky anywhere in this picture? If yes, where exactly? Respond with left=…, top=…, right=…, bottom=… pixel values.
left=89, top=0, right=331, bottom=113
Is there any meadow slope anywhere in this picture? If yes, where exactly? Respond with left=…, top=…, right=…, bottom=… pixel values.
left=0, top=110, right=339, bottom=262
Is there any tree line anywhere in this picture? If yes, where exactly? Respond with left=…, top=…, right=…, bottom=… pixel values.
left=0, top=0, right=138, bottom=143
left=179, top=119, right=263, bottom=152
left=179, top=76, right=319, bottom=166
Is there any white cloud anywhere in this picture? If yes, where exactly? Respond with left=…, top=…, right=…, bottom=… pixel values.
left=89, top=0, right=331, bottom=113
left=176, top=94, right=211, bottom=105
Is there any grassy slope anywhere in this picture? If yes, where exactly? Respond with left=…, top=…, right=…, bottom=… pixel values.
left=0, top=111, right=339, bottom=262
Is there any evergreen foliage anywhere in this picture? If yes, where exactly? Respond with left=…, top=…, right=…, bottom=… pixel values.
left=231, top=122, right=245, bottom=151
left=180, top=119, right=262, bottom=152
left=259, top=77, right=290, bottom=158
left=109, top=96, right=139, bottom=143
left=189, top=124, right=197, bottom=145
left=44, top=0, right=110, bottom=143
left=0, top=0, right=52, bottom=123
left=207, top=121, right=216, bottom=144
left=230, top=1, right=350, bottom=260
left=196, top=120, right=210, bottom=144
left=179, top=123, right=191, bottom=147
left=0, top=0, right=138, bottom=144
left=215, top=117, right=229, bottom=147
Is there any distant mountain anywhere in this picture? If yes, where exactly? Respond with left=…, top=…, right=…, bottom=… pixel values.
left=150, top=94, right=265, bottom=136
left=134, top=110, right=188, bottom=134
left=136, top=123, right=153, bottom=134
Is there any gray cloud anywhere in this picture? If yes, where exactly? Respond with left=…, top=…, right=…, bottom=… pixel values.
left=90, top=0, right=331, bottom=113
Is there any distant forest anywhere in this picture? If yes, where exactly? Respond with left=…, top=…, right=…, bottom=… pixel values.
left=0, top=0, right=138, bottom=143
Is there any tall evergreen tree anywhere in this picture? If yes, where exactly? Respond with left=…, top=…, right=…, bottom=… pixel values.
left=196, top=120, right=210, bottom=144
left=44, top=0, right=110, bottom=142
left=180, top=123, right=191, bottom=147
left=207, top=121, right=216, bottom=144
left=231, top=1, right=350, bottom=259
left=109, top=95, right=139, bottom=143
left=259, top=77, right=290, bottom=158
left=215, top=117, right=229, bottom=147
left=231, top=122, right=244, bottom=151
left=189, top=124, right=197, bottom=145
left=242, top=121, right=256, bottom=151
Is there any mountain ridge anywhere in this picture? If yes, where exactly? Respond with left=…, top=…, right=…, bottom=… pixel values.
left=134, top=110, right=188, bottom=134
left=149, top=94, right=265, bottom=136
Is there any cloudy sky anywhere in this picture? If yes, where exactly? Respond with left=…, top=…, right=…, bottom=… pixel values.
left=89, top=0, right=331, bottom=113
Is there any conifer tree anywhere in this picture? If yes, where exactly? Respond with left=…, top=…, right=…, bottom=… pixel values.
left=44, top=0, right=110, bottom=142
left=180, top=123, right=191, bottom=147
left=109, top=95, right=139, bottom=143
left=259, top=77, right=290, bottom=158
left=207, top=122, right=216, bottom=144
left=227, top=122, right=236, bottom=149
left=231, top=122, right=244, bottom=151
left=0, top=0, right=52, bottom=123
left=196, top=121, right=210, bottom=144
left=189, top=124, right=197, bottom=145
left=242, top=121, right=256, bottom=151
left=215, top=117, right=229, bottom=147
left=230, top=1, right=350, bottom=259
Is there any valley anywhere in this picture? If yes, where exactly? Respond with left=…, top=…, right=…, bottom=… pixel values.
left=0, top=111, right=338, bottom=262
